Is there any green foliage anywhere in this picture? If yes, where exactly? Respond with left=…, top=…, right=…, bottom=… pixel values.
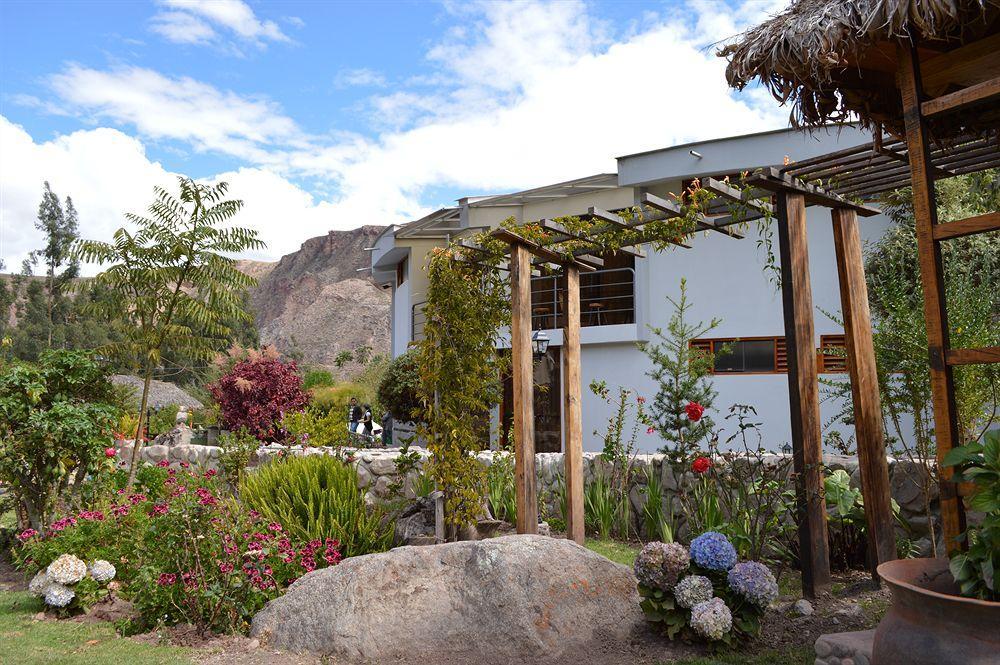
left=217, top=428, right=260, bottom=487
left=584, top=471, right=631, bottom=539
left=0, top=350, right=120, bottom=529
left=75, top=177, right=264, bottom=484
left=943, top=429, right=1000, bottom=600
left=486, top=453, right=517, bottom=524
left=302, top=368, right=334, bottom=389
left=239, top=455, right=393, bottom=558
left=641, top=466, right=674, bottom=542
left=640, top=279, right=721, bottom=460
left=310, top=382, right=373, bottom=415
left=415, top=243, right=508, bottom=531
left=377, top=350, right=422, bottom=421
left=281, top=407, right=351, bottom=449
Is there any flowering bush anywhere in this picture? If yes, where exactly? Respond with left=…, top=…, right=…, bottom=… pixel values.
left=14, top=464, right=342, bottom=633
left=691, top=456, right=712, bottom=474
left=690, top=531, right=738, bottom=571
left=636, top=532, right=775, bottom=644
left=208, top=349, right=310, bottom=441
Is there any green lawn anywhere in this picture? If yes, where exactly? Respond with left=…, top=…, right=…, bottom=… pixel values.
left=585, top=538, right=641, bottom=566
left=0, top=591, right=192, bottom=665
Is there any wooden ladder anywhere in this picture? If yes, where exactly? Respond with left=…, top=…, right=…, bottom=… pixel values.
left=897, top=43, right=1000, bottom=554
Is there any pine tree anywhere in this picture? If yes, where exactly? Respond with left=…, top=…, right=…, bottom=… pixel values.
left=639, top=279, right=721, bottom=460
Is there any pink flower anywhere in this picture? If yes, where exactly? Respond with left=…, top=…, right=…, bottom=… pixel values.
left=248, top=510, right=261, bottom=522
left=204, top=469, right=217, bottom=478
left=16, top=528, right=38, bottom=542
left=105, top=447, right=117, bottom=458
left=267, top=522, right=283, bottom=532
left=110, top=504, right=130, bottom=518
left=156, top=460, right=170, bottom=468
left=684, top=402, right=705, bottom=422
left=219, top=562, right=234, bottom=573
left=128, top=493, right=147, bottom=505
left=637, top=396, right=646, bottom=405
left=157, top=573, right=177, bottom=586
left=179, top=462, right=190, bottom=469
left=150, top=503, right=169, bottom=516
left=646, top=426, right=656, bottom=435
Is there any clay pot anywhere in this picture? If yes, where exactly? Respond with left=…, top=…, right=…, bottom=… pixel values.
left=873, top=557, right=1000, bottom=665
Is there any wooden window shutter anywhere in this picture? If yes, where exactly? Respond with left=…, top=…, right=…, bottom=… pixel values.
left=775, top=337, right=788, bottom=373
left=819, top=334, right=848, bottom=372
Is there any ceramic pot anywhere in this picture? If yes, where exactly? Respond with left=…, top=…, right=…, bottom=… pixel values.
left=873, top=557, right=1000, bottom=665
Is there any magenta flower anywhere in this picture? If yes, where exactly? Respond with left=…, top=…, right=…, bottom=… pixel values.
left=16, top=528, right=38, bottom=542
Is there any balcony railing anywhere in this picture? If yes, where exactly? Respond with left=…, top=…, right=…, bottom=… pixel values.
left=409, top=267, right=635, bottom=342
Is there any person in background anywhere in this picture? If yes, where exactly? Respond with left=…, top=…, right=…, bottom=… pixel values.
left=348, top=397, right=362, bottom=434
left=362, top=404, right=374, bottom=440
left=381, top=409, right=393, bottom=447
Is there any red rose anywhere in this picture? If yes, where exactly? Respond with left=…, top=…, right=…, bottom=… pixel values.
left=691, top=456, right=712, bottom=474
left=105, top=447, right=117, bottom=458
left=684, top=402, right=705, bottom=422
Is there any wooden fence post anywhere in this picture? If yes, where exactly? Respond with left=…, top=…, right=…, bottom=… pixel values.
left=562, top=264, right=585, bottom=544
left=832, top=208, right=897, bottom=576
left=777, top=191, right=832, bottom=598
left=510, top=242, right=538, bottom=534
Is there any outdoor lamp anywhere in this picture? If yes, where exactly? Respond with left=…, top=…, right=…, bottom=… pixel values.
left=781, top=442, right=792, bottom=456
left=532, top=330, right=550, bottom=356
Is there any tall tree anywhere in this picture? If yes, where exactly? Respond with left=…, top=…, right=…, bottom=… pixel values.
left=76, top=177, right=264, bottom=484
left=24, top=182, right=80, bottom=347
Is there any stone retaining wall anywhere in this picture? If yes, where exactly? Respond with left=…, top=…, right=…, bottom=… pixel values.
left=116, top=440, right=941, bottom=552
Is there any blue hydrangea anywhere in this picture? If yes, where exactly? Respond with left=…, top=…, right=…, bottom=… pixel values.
left=727, top=561, right=779, bottom=606
left=689, top=531, right=737, bottom=571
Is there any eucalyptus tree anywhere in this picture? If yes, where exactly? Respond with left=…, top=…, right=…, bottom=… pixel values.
left=76, top=177, right=264, bottom=484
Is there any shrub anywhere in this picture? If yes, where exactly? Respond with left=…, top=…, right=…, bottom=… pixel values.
left=303, top=369, right=334, bottom=389
left=208, top=352, right=309, bottom=440
left=239, top=455, right=393, bottom=558
left=377, top=351, right=422, bottom=421
left=147, top=404, right=181, bottom=436
left=281, top=407, right=351, bottom=449
left=486, top=453, right=517, bottom=524
left=217, top=428, right=260, bottom=487
left=0, top=350, right=121, bottom=529
left=636, top=532, right=776, bottom=644
left=310, top=382, right=372, bottom=415
left=14, top=465, right=341, bottom=633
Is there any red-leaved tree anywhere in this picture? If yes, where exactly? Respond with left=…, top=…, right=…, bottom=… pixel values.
left=209, top=351, right=310, bottom=441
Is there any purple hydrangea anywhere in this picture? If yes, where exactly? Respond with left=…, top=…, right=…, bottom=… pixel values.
left=727, top=561, right=778, bottom=606
left=674, top=574, right=714, bottom=609
left=689, top=531, right=737, bottom=571
left=634, top=541, right=689, bottom=591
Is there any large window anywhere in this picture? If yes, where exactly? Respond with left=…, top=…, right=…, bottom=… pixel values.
left=530, top=252, right=636, bottom=330
left=689, top=334, right=848, bottom=374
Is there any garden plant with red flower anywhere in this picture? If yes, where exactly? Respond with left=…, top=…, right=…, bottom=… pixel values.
left=691, top=456, right=712, bottom=474
left=685, top=402, right=705, bottom=422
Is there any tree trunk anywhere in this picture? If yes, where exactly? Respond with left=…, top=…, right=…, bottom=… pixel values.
left=127, top=363, right=154, bottom=486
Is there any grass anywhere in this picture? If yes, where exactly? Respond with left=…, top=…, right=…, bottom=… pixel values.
left=585, top=538, right=641, bottom=566
left=665, top=645, right=814, bottom=665
left=0, top=591, right=192, bottom=665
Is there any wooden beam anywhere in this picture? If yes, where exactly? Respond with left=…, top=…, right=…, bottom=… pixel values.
left=932, top=211, right=1000, bottom=241
left=921, top=76, right=1000, bottom=118
left=920, top=33, right=1000, bottom=96
left=832, top=208, right=897, bottom=578
left=536, top=220, right=646, bottom=258
left=751, top=168, right=881, bottom=217
left=491, top=227, right=596, bottom=272
left=562, top=264, right=585, bottom=545
left=509, top=243, right=538, bottom=535
left=639, top=192, right=744, bottom=239
left=586, top=207, right=629, bottom=228
left=898, top=43, right=966, bottom=554
left=776, top=191, right=831, bottom=599
left=702, top=177, right=774, bottom=214
left=945, top=346, right=1000, bottom=366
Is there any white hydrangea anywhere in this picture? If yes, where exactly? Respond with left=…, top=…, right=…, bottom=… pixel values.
left=44, top=582, right=75, bottom=608
left=674, top=575, right=714, bottom=609
left=47, top=554, right=87, bottom=584
left=28, top=571, right=50, bottom=597
left=690, top=597, right=733, bottom=641
left=88, top=560, right=116, bottom=583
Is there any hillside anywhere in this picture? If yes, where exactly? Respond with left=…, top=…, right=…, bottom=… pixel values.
left=248, top=225, right=391, bottom=372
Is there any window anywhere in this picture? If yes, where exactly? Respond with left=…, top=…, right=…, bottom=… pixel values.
left=396, top=257, right=408, bottom=287
left=690, top=337, right=787, bottom=374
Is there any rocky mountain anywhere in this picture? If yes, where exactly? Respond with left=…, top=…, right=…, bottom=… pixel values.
left=245, top=225, right=390, bottom=372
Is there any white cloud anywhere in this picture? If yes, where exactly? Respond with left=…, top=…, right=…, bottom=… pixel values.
left=150, top=0, right=289, bottom=49
left=335, top=68, right=388, bottom=89
left=5, top=0, right=794, bottom=273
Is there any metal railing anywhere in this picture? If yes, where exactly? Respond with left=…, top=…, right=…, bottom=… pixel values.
left=409, top=267, right=635, bottom=341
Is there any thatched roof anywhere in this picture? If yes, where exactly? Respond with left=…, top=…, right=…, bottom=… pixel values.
left=720, top=0, right=1000, bottom=140
left=111, top=375, right=204, bottom=410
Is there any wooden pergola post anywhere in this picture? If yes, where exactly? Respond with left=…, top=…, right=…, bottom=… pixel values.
left=897, top=43, right=967, bottom=553
left=776, top=191, right=831, bottom=599
left=832, top=208, right=897, bottom=575
left=509, top=242, right=538, bottom=534
left=562, top=264, right=585, bottom=544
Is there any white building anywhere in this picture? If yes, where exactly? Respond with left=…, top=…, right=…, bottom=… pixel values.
left=371, top=126, right=898, bottom=453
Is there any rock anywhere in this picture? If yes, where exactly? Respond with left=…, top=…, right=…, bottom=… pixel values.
left=151, top=424, right=193, bottom=448
left=373, top=475, right=391, bottom=497
left=143, top=445, right=169, bottom=464
left=814, top=630, right=874, bottom=665
left=247, top=639, right=260, bottom=650
left=368, top=456, right=397, bottom=476
left=835, top=602, right=864, bottom=619
left=793, top=599, right=814, bottom=616
left=251, top=535, right=642, bottom=663
left=356, top=465, right=372, bottom=489
left=537, top=522, right=551, bottom=537
left=889, top=461, right=937, bottom=513
left=394, top=497, right=437, bottom=545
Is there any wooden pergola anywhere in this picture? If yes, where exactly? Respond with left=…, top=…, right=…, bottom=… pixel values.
left=723, top=0, right=1000, bottom=574
left=455, top=171, right=901, bottom=601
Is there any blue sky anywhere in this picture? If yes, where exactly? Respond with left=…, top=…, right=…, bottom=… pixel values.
left=0, top=0, right=789, bottom=268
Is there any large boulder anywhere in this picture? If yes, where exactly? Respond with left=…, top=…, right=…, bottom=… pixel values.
left=251, top=535, right=642, bottom=663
